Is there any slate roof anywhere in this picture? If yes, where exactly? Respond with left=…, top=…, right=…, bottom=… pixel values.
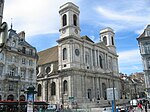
left=137, top=24, right=150, bottom=39
left=8, top=28, right=35, bottom=48
left=8, top=29, right=18, bottom=38
left=37, top=46, right=58, bottom=65
left=137, top=31, right=145, bottom=39
left=18, top=41, right=33, bottom=48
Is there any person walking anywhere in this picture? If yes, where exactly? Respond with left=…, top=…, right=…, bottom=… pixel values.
left=137, top=103, right=143, bottom=112
left=144, top=101, right=148, bottom=112
left=129, top=106, right=135, bottom=112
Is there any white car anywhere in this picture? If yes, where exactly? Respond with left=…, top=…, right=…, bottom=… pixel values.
left=47, top=104, right=57, bottom=110
left=102, top=107, right=112, bottom=112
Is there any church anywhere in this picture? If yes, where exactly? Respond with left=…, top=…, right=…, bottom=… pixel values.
left=37, top=2, right=122, bottom=108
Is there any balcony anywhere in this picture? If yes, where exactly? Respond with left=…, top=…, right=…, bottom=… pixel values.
left=18, top=49, right=36, bottom=58
left=5, top=74, right=21, bottom=81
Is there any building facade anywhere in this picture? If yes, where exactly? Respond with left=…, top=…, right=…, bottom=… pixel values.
left=120, top=73, right=145, bottom=99
left=137, top=24, right=150, bottom=97
left=37, top=2, right=122, bottom=108
left=0, top=29, right=38, bottom=101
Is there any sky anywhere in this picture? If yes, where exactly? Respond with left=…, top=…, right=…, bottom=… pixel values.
left=3, top=0, right=150, bottom=75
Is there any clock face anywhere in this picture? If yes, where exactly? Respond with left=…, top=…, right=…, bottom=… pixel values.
left=62, top=29, right=66, bottom=34
left=12, top=41, right=16, bottom=47
left=75, top=49, right=80, bottom=56
left=75, top=29, right=78, bottom=34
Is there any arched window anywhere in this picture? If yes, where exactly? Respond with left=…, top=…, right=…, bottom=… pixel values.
left=63, top=48, right=67, bottom=60
left=102, top=83, right=107, bottom=100
left=103, top=36, right=107, bottom=45
left=99, top=55, right=103, bottom=69
left=87, top=89, right=92, bottom=101
left=37, top=84, right=42, bottom=96
left=111, top=36, right=114, bottom=45
left=73, top=14, right=77, bottom=26
left=19, top=95, right=25, bottom=101
left=7, top=94, right=14, bottom=101
left=144, top=43, right=150, bottom=54
left=63, top=80, right=68, bottom=93
left=85, top=52, right=89, bottom=64
left=51, top=82, right=56, bottom=95
left=62, top=14, right=67, bottom=26
left=45, top=66, right=51, bottom=74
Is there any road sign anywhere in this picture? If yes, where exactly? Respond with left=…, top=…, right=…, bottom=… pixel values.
left=69, top=96, right=74, bottom=102
left=107, top=88, right=118, bottom=101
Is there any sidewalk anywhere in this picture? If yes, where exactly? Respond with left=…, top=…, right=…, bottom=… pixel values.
left=134, top=107, right=150, bottom=112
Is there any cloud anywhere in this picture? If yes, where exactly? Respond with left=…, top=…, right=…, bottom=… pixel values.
left=118, top=49, right=143, bottom=74
left=3, top=0, right=79, bottom=37
left=94, top=1, right=150, bottom=34
left=96, top=7, right=144, bottom=22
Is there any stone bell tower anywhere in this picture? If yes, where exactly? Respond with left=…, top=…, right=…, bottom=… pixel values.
left=100, top=27, right=116, bottom=54
left=59, top=2, right=81, bottom=39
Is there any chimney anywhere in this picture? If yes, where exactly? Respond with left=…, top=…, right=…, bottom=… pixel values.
left=18, top=31, right=25, bottom=41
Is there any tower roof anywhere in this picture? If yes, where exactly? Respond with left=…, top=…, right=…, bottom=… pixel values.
left=59, top=2, right=80, bottom=14
left=100, top=27, right=114, bottom=34
left=60, top=2, right=79, bottom=10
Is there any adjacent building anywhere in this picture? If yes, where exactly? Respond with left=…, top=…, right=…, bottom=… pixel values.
left=37, top=2, right=122, bottom=108
left=137, top=24, right=150, bottom=97
left=120, top=73, right=145, bottom=99
left=0, top=29, right=38, bottom=101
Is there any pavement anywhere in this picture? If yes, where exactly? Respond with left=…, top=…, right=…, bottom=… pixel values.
left=133, top=107, right=150, bottom=112
left=91, top=107, right=150, bottom=112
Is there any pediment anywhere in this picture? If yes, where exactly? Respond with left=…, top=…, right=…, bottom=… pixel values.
left=96, top=41, right=108, bottom=50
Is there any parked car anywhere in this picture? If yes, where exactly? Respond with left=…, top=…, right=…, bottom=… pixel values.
left=102, top=107, right=112, bottom=112
left=47, top=104, right=57, bottom=111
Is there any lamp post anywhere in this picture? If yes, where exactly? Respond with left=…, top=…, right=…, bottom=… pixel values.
left=0, top=22, right=8, bottom=52
left=24, top=86, right=37, bottom=112
left=112, top=72, right=116, bottom=112
left=18, top=75, right=21, bottom=112
left=0, top=0, right=8, bottom=53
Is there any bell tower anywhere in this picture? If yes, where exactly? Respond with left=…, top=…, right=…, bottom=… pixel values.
left=100, top=27, right=116, bottom=54
left=0, top=0, right=4, bottom=24
left=59, top=2, right=80, bottom=39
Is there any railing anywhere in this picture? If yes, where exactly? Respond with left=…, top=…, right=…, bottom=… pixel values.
left=20, top=50, right=36, bottom=57
left=5, top=74, right=20, bottom=80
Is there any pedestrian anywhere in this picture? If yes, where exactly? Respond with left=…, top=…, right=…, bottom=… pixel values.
left=137, top=103, right=143, bottom=112
left=145, top=101, right=148, bottom=112
left=129, top=106, right=134, bottom=112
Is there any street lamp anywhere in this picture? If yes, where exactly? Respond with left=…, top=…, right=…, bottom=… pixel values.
left=0, top=22, right=8, bottom=52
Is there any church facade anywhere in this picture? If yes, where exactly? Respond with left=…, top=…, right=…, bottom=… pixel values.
left=37, top=2, right=122, bottom=107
